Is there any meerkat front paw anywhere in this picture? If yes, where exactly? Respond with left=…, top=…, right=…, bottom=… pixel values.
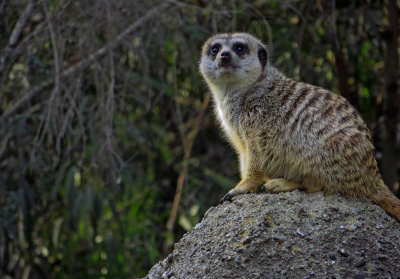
left=261, top=178, right=300, bottom=193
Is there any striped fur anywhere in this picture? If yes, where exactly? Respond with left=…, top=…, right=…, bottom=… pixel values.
left=200, top=33, right=400, bottom=222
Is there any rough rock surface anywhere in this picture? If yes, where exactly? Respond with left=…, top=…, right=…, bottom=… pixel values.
left=146, top=191, right=400, bottom=279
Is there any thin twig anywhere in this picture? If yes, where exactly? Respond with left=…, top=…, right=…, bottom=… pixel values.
left=0, top=21, right=46, bottom=86
left=33, top=0, right=63, bottom=164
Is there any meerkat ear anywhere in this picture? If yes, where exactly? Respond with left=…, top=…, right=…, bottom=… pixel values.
left=257, top=46, right=268, bottom=69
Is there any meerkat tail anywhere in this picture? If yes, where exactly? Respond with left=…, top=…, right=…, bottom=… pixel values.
left=371, top=185, right=400, bottom=222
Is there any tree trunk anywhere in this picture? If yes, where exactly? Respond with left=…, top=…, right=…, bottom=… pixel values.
left=381, top=0, right=399, bottom=193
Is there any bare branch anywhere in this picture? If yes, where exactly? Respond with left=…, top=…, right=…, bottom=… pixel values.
left=43, top=1, right=61, bottom=93
left=0, top=2, right=174, bottom=122
left=30, top=0, right=64, bottom=166
left=163, top=94, right=210, bottom=255
left=0, top=0, right=36, bottom=74
left=8, top=1, right=34, bottom=47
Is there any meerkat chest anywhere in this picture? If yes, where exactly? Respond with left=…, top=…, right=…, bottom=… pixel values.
left=215, top=102, right=246, bottom=154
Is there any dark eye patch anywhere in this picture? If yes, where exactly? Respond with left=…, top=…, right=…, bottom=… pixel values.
left=209, top=43, right=221, bottom=55
left=233, top=42, right=248, bottom=55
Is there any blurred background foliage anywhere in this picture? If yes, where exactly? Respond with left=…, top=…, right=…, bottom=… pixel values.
left=0, top=0, right=399, bottom=278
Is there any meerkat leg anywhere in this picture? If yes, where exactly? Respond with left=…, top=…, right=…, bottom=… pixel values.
left=239, top=152, right=247, bottom=179
left=261, top=178, right=301, bottom=193
left=220, top=148, right=265, bottom=203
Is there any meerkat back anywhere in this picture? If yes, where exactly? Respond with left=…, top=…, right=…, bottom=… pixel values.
left=199, top=32, right=400, bottom=222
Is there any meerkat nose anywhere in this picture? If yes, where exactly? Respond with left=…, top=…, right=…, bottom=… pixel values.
left=220, top=51, right=232, bottom=63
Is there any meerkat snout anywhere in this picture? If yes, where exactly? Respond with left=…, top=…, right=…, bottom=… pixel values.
left=219, top=51, right=231, bottom=64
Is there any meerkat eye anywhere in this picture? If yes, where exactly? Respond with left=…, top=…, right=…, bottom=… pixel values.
left=210, top=44, right=220, bottom=55
left=234, top=43, right=247, bottom=54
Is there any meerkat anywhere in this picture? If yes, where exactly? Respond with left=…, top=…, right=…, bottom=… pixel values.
left=199, top=32, right=400, bottom=222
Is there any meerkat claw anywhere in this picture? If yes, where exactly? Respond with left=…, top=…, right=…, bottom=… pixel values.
left=219, top=193, right=233, bottom=204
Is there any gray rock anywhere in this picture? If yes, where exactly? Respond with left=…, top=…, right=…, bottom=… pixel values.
left=145, top=191, right=400, bottom=279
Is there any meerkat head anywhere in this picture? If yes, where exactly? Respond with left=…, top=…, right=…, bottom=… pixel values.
left=199, top=33, right=268, bottom=93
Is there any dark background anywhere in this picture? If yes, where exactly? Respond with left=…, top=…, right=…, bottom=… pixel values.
left=1, top=0, right=399, bottom=278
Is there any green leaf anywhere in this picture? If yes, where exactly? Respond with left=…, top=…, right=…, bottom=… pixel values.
left=178, top=214, right=192, bottom=232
